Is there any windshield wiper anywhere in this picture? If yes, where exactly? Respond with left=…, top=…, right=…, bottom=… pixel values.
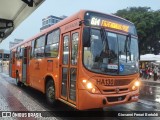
left=125, top=34, right=131, bottom=62
left=100, top=28, right=110, bottom=52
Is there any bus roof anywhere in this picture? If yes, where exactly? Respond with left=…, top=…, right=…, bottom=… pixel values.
left=10, top=10, right=134, bottom=50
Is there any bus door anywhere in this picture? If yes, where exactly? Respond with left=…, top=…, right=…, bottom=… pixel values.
left=22, top=47, right=28, bottom=83
left=60, top=30, right=79, bottom=104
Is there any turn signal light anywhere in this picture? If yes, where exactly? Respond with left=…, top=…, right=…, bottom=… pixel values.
left=82, top=80, right=100, bottom=94
left=132, top=85, right=137, bottom=90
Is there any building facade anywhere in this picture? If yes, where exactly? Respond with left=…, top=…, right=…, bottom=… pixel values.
left=0, top=49, right=10, bottom=61
left=9, top=39, right=23, bottom=48
left=40, top=15, right=67, bottom=31
left=0, top=49, right=10, bottom=73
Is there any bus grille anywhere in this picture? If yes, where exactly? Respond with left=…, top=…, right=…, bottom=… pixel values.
left=103, top=88, right=128, bottom=93
left=114, top=79, right=133, bottom=86
left=107, top=95, right=126, bottom=102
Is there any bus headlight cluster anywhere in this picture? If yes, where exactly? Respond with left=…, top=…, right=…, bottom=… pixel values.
left=82, top=80, right=100, bottom=94
left=134, top=81, right=140, bottom=87
left=132, top=80, right=140, bottom=91
left=86, top=82, right=93, bottom=89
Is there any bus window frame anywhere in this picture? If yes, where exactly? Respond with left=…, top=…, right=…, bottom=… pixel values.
left=30, top=39, right=35, bottom=59
left=44, top=28, right=60, bottom=58
left=16, top=46, right=21, bottom=59
left=34, top=35, right=46, bottom=58
left=19, top=47, right=23, bottom=59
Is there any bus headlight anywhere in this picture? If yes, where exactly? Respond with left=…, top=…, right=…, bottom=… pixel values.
left=132, top=80, right=140, bottom=91
left=134, top=81, right=140, bottom=87
left=86, top=82, right=93, bottom=89
left=82, top=80, right=100, bottom=94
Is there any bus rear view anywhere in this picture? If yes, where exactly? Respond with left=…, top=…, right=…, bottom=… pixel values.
left=78, top=11, right=140, bottom=110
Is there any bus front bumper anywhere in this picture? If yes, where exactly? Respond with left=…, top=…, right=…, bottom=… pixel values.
left=78, top=89, right=139, bottom=110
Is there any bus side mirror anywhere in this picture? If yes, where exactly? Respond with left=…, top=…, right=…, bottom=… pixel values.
left=83, top=27, right=90, bottom=47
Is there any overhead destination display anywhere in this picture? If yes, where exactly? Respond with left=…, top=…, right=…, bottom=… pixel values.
left=90, top=17, right=129, bottom=32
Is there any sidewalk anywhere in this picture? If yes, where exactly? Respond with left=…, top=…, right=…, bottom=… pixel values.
left=0, top=73, right=55, bottom=120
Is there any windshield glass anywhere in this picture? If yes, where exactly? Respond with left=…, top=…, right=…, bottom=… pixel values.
left=83, top=28, right=139, bottom=75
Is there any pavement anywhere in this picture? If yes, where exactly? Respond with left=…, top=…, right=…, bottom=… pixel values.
left=139, top=77, right=160, bottom=106
left=0, top=73, right=57, bottom=120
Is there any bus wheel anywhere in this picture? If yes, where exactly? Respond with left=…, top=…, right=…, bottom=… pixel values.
left=46, top=80, right=56, bottom=106
left=16, top=73, right=22, bottom=86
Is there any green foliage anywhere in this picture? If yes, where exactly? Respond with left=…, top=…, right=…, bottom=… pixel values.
left=115, top=7, right=160, bottom=55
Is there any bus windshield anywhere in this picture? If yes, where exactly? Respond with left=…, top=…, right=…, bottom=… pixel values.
left=83, top=28, right=139, bottom=75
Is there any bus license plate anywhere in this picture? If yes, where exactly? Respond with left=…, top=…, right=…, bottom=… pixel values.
left=96, top=79, right=114, bottom=86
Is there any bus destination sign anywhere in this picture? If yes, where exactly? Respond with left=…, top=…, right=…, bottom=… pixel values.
left=90, top=17, right=129, bottom=32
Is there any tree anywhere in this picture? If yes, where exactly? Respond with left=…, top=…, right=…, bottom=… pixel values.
left=115, top=7, right=160, bottom=55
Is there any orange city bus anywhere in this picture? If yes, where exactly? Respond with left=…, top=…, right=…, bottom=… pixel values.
left=9, top=10, right=140, bottom=110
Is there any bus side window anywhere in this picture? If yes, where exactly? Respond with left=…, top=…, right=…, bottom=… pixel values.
left=16, top=47, right=21, bottom=59
left=30, top=40, right=35, bottom=59
left=45, top=29, right=60, bottom=57
left=34, top=36, right=45, bottom=58
left=19, top=48, right=23, bottom=59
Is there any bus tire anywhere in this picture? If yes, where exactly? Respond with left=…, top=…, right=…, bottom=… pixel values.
left=16, top=72, right=22, bottom=87
left=46, top=80, right=57, bottom=106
